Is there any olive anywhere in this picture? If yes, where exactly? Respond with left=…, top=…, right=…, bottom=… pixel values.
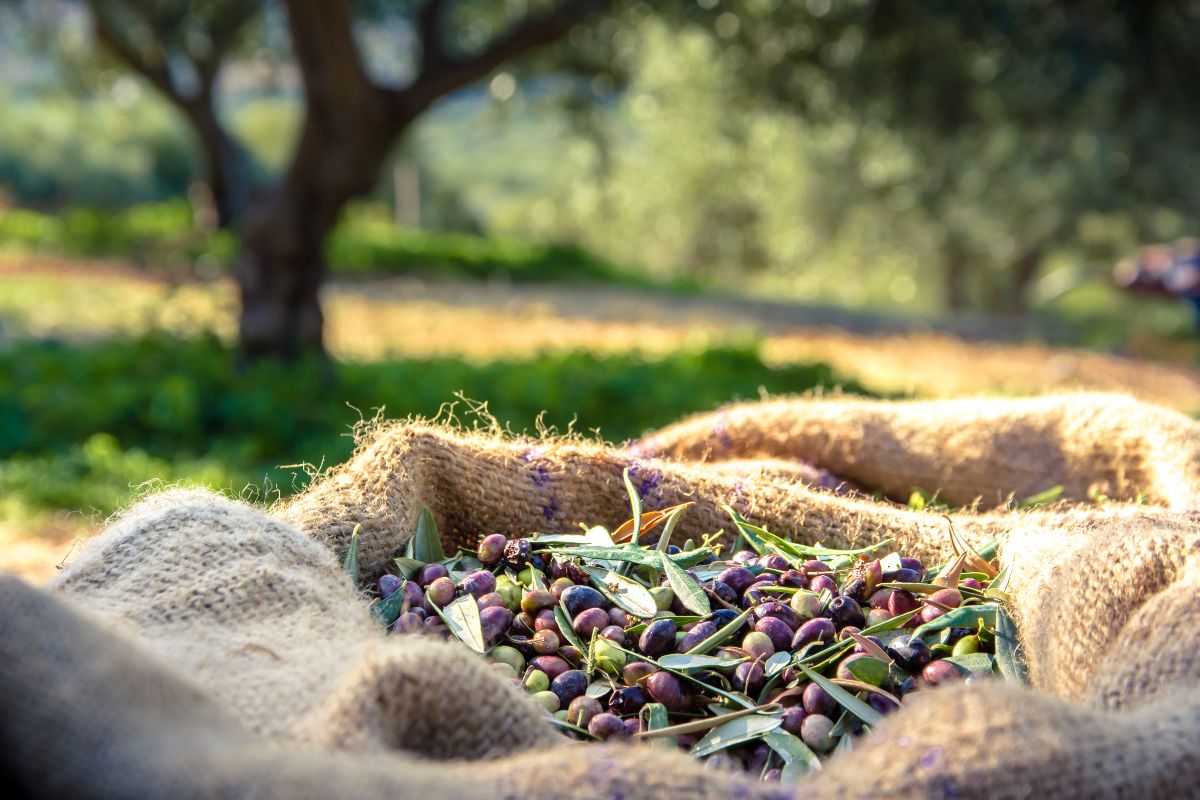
left=809, top=574, right=838, bottom=595
left=479, top=606, right=514, bottom=646
left=558, top=646, right=582, bottom=663
left=741, top=588, right=771, bottom=607
left=512, top=611, right=536, bottom=635
left=521, top=589, right=556, bottom=614
left=741, top=631, right=775, bottom=662
left=779, top=569, right=808, bottom=589
left=623, top=718, right=643, bottom=737
left=731, top=550, right=758, bottom=564
left=755, top=601, right=800, bottom=630
left=622, top=662, right=655, bottom=686
left=889, top=568, right=923, bottom=584
left=491, top=645, right=524, bottom=673
left=927, top=588, right=963, bottom=609
left=549, top=577, right=574, bottom=601
left=531, top=690, right=560, bottom=713
left=802, top=682, right=837, bottom=716
left=790, top=591, right=822, bottom=621
left=921, top=660, right=962, bottom=687
left=422, top=616, right=446, bottom=634
left=588, top=712, right=630, bottom=740
left=476, top=592, right=508, bottom=610
left=960, top=577, right=983, bottom=590
left=608, top=607, right=629, bottom=627
left=551, top=670, right=589, bottom=707
left=828, top=596, right=866, bottom=629
left=530, top=629, right=560, bottom=655
left=918, top=605, right=944, bottom=625
left=888, top=589, right=920, bottom=617
left=755, top=617, right=794, bottom=652
left=523, top=669, right=550, bottom=693
left=600, top=625, right=626, bottom=645
left=801, top=713, right=836, bottom=753
left=867, top=588, right=894, bottom=609
left=646, top=671, right=689, bottom=711
left=503, top=538, right=533, bottom=569
left=423, top=576, right=456, bottom=610
left=758, top=554, right=790, bottom=571
left=572, top=607, right=610, bottom=638
left=649, top=586, right=675, bottom=612
left=851, top=634, right=885, bottom=655
left=638, top=618, right=677, bottom=657
left=417, top=563, right=449, bottom=587
left=716, top=567, right=755, bottom=596
left=560, top=585, right=606, bottom=617
left=802, top=559, right=832, bottom=575
left=952, top=635, right=980, bottom=656
left=392, top=611, right=423, bottom=633
left=458, top=570, right=497, bottom=599
left=477, top=533, right=508, bottom=567
left=763, top=768, right=782, bottom=782
left=886, top=635, right=933, bottom=673
left=677, top=620, right=718, bottom=653
left=710, top=608, right=740, bottom=628
left=781, top=705, right=807, bottom=734
left=610, top=685, right=651, bottom=715
left=864, top=608, right=893, bottom=628
left=867, top=693, right=899, bottom=715
left=529, top=655, right=570, bottom=681
left=491, top=662, right=518, bottom=681
left=734, top=661, right=765, bottom=695
left=533, top=609, right=562, bottom=635
left=378, top=574, right=403, bottom=598
left=566, top=695, right=602, bottom=727
left=708, top=580, right=738, bottom=605
left=900, top=557, right=924, bottom=574
left=792, top=618, right=836, bottom=648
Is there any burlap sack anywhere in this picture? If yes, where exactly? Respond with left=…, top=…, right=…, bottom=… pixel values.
left=2, top=393, right=1198, bottom=798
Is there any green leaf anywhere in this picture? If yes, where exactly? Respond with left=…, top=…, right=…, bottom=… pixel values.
left=987, top=563, right=1014, bottom=595
left=846, top=657, right=889, bottom=687
left=944, top=653, right=995, bottom=674
left=691, top=714, right=783, bottom=758
left=625, top=615, right=704, bottom=636
left=370, top=588, right=408, bottom=627
left=661, top=553, right=712, bottom=615
left=994, top=606, right=1029, bottom=684
left=685, top=608, right=754, bottom=655
left=547, top=716, right=597, bottom=739
left=393, top=557, right=425, bottom=580
left=1017, top=485, right=1064, bottom=508
left=764, top=730, right=822, bottom=779
left=407, top=507, right=445, bottom=564
left=911, top=605, right=998, bottom=640
left=433, top=594, right=486, bottom=654
left=658, top=653, right=744, bottom=671
left=623, top=467, right=643, bottom=546
left=578, top=565, right=658, bottom=617
left=554, top=603, right=585, bottom=652
left=586, top=680, right=613, bottom=699
left=532, top=527, right=614, bottom=547
left=342, top=524, right=361, bottom=583
left=764, top=650, right=793, bottom=677
left=797, top=665, right=883, bottom=726
left=641, top=703, right=674, bottom=749
left=553, top=545, right=714, bottom=569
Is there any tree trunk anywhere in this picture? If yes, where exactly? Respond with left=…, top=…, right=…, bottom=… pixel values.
left=1008, top=249, right=1041, bottom=312
left=182, top=96, right=249, bottom=230
left=237, top=104, right=401, bottom=358
left=943, top=242, right=968, bottom=311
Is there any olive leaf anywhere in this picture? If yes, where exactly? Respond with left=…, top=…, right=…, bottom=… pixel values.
left=405, top=507, right=445, bottom=564
left=763, top=730, right=822, bottom=779
left=655, top=502, right=692, bottom=551
left=661, top=552, right=712, bottom=615
left=797, top=665, right=883, bottom=726
left=433, top=594, right=486, bottom=654
left=994, top=606, right=1030, bottom=684
left=764, top=650, right=793, bottom=677
left=342, top=524, right=361, bottom=583
left=690, top=713, right=783, bottom=758
left=944, top=652, right=995, bottom=674
left=684, top=607, right=753, bottom=655
left=370, top=586, right=408, bottom=627
left=553, top=545, right=713, bottom=569
left=659, top=653, right=744, bottom=671
left=846, top=657, right=890, bottom=687
left=577, top=565, right=658, bottom=617
left=622, top=467, right=643, bottom=546
left=640, top=703, right=675, bottom=749
left=554, top=603, right=585, bottom=652
left=393, top=557, right=425, bottom=580
left=911, top=605, right=998, bottom=640
left=625, top=615, right=704, bottom=635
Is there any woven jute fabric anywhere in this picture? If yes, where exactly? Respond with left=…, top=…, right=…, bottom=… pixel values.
left=2, top=393, right=1198, bottom=798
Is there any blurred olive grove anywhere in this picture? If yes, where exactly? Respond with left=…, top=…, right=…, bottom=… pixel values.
left=2, top=0, right=1200, bottom=547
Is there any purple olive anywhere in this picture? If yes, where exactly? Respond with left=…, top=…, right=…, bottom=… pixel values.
left=731, top=550, right=758, bottom=564
left=708, top=580, right=738, bottom=605
left=638, top=618, right=677, bottom=657
left=889, top=568, right=923, bottom=584
left=716, top=567, right=756, bottom=596
left=378, top=574, right=403, bottom=598
left=531, top=628, right=560, bottom=655
left=852, top=635, right=884, bottom=655
left=600, top=625, right=626, bottom=645
left=792, top=618, right=836, bottom=648
left=477, top=534, right=508, bottom=567
left=560, top=585, right=606, bottom=616
left=868, top=588, right=894, bottom=609
left=802, top=559, right=832, bottom=575
left=801, top=713, right=836, bottom=753
left=549, top=577, right=574, bottom=601
left=809, top=574, right=838, bottom=595
left=900, top=557, right=924, bottom=574
left=886, top=635, right=933, bottom=673
left=566, top=695, right=603, bottom=727
left=918, top=605, right=944, bottom=625
left=779, top=569, right=808, bottom=589
left=422, top=616, right=446, bottom=634
left=588, top=712, right=630, bottom=740
left=867, top=693, right=900, bottom=715
left=781, top=705, right=807, bottom=734
left=610, top=685, right=651, bottom=715
left=572, top=607, right=610, bottom=638
left=755, top=617, right=794, bottom=652
left=828, top=596, right=865, bottom=629
left=477, top=592, right=508, bottom=610
left=479, top=606, right=513, bottom=646
left=623, top=717, right=642, bottom=737
left=458, top=570, right=497, bottom=599
left=646, top=671, right=689, bottom=711
left=401, top=580, right=424, bottom=611
left=734, top=661, right=765, bottom=695
left=742, top=587, right=772, bottom=607
left=533, top=609, right=562, bottom=635
left=417, top=563, right=449, bottom=587
left=888, top=589, right=920, bottom=617
left=928, top=588, right=963, bottom=609
left=922, top=660, right=962, bottom=687
left=529, top=655, right=570, bottom=680
left=550, top=669, right=589, bottom=707
left=678, top=620, right=718, bottom=653
left=423, top=576, right=456, bottom=610
left=960, top=578, right=982, bottom=590
left=503, top=538, right=533, bottom=569
left=755, top=601, right=800, bottom=631
left=608, top=607, right=629, bottom=627
left=758, top=554, right=790, bottom=571
left=392, top=611, right=423, bottom=633
left=802, top=682, right=837, bottom=716
left=622, top=662, right=655, bottom=686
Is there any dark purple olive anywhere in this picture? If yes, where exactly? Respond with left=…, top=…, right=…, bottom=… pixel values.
left=638, top=618, right=677, bottom=657
left=392, top=611, right=423, bottom=633
left=600, top=625, right=626, bottom=645
left=533, top=609, right=562, bottom=635
left=623, top=662, right=655, bottom=686
left=550, top=669, right=588, bottom=707
left=802, top=682, right=837, bottom=716
left=889, top=567, right=923, bottom=584
left=802, top=559, right=832, bottom=575
left=477, top=592, right=508, bottom=610
left=708, top=580, right=738, bottom=605
left=588, top=712, right=630, bottom=740
left=423, top=576, right=456, bottom=610
left=755, top=617, right=794, bottom=652
left=677, top=620, right=719, bottom=653
left=512, top=611, right=536, bottom=634
left=922, top=660, right=962, bottom=687
left=608, top=607, right=629, bottom=627
left=417, top=563, right=449, bottom=587
left=779, top=570, right=808, bottom=589
left=458, top=570, right=497, bottom=599
left=801, top=713, right=836, bottom=753
left=378, top=574, right=403, bottom=598
left=401, top=580, right=424, bottom=611
left=742, top=587, right=772, bottom=607
left=731, top=550, right=758, bottom=564
left=841, top=577, right=869, bottom=604
left=710, top=608, right=740, bottom=628
left=960, top=577, right=983, bottom=590
left=900, top=557, right=924, bottom=574
left=828, top=596, right=865, bottom=629
left=888, top=589, right=920, bottom=617
left=529, top=655, right=570, bottom=680
left=477, top=533, right=508, bottom=567
left=886, top=635, right=933, bottom=673
left=750, top=574, right=779, bottom=587
left=610, top=685, right=651, bottom=715
left=755, top=601, right=800, bottom=631
left=560, top=585, right=606, bottom=617
left=479, top=606, right=513, bottom=646
left=559, top=646, right=583, bottom=663
left=792, top=618, right=836, bottom=648
left=646, top=671, right=689, bottom=711
left=734, top=661, right=765, bottom=695
left=745, top=742, right=771, bottom=775
left=867, top=588, right=894, bottom=609
left=503, top=538, right=533, bottom=569
left=567, top=695, right=603, bottom=727
left=809, top=574, right=838, bottom=595
left=867, top=693, right=899, bottom=715
left=897, top=676, right=919, bottom=696
left=758, top=554, right=790, bottom=571
left=623, top=718, right=642, bottom=737
left=781, top=705, right=807, bottom=734
left=716, top=566, right=756, bottom=595
left=573, top=607, right=610, bottom=638
left=422, top=616, right=446, bottom=633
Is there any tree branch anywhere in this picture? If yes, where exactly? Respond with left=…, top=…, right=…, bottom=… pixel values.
left=416, top=0, right=451, bottom=71
left=283, top=0, right=377, bottom=117
left=396, top=0, right=612, bottom=117
left=88, top=1, right=178, bottom=101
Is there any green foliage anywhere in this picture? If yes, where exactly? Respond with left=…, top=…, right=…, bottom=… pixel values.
left=0, top=335, right=870, bottom=518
